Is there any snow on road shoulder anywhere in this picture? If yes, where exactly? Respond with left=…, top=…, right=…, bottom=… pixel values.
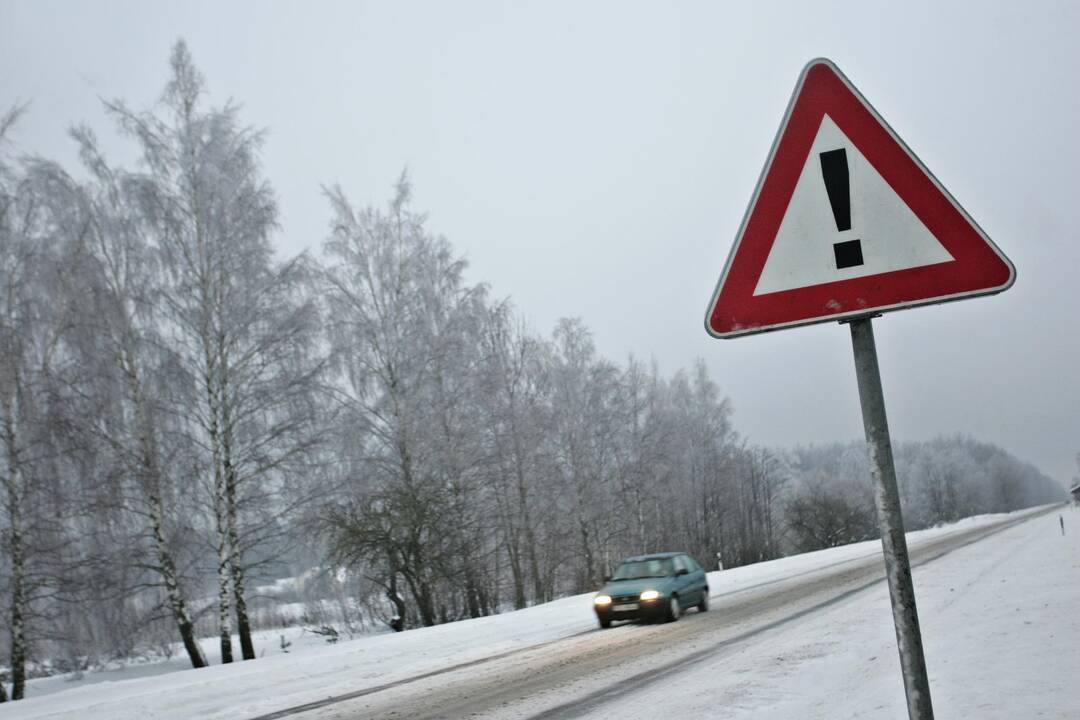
left=1, top=506, right=1066, bottom=720
left=915, top=506, right=1078, bottom=718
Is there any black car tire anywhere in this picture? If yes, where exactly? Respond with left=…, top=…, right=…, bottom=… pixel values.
left=698, top=589, right=709, bottom=612
left=599, top=617, right=611, bottom=629
left=667, top=595, right=681, bottom=622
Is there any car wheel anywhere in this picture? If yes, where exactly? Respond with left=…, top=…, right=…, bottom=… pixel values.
left=667, top=595, right=681, bottom=622
left=697, top=589, right=709, bottom=612
left=599, top=617, right=611, bottom=629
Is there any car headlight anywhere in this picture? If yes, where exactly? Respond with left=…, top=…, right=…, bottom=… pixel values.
left=594, top=594, right=612, bottom=605
left=640, top=590, right=660, bottom=601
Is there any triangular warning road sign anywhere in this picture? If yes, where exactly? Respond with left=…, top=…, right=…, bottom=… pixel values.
left=705, top=59, right=1014, bottom=338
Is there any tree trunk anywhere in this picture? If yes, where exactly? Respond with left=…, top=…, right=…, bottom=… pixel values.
left=3, top=405, right=27, bottom=701
left=218, top=342, right=255, bottom=661
left=387, top=567, right=406, bottom=631
left=464, top=569, right=482, bottom=619
left=191, top=170, right=234, bottom=665
left=486, top=546, right=499, bottom=614
left=222, top=433, right=254, bottom=660
left=417, top=584, right=436, bottom=627
left=201, top=339, right=233, bottom=664
left=527, top=529, right=545, bottom=603
left=506, top=534, right=526, bottom=610
left=402, top=571, right=436, bottom=627
left=510, top=434, right=543, bottom=605
left=149, top=490, right=207, bottom=668
left=226, top=509, right=253, bottom=660
left=211, top=428, right=232, bottom=664
left=215, top=506, right=233, bottom=664
left=230, top=558, right=254, bottom=661
left=125, top=347, right=208, bottom=669
left=8, top=506, right=26, bottom=702
left=578, top=518, right=595, bottom=593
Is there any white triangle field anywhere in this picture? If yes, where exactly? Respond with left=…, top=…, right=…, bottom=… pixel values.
left=753, top=114, right=954, bottom=296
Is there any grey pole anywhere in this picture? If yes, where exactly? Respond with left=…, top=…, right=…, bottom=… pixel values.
left=848, top=317, right=934, bottom=720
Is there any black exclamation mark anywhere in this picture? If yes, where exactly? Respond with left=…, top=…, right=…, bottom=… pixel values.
left=819, top=148, right=864, bottom=269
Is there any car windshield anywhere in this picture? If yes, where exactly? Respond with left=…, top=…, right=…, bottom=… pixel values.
left=611, top=558, right=674, bottom=580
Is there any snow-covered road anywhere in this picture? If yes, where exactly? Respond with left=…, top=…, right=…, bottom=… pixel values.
left=5, top=505, right=1076, bottom=719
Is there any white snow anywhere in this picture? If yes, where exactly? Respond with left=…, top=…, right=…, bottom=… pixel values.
left=564, top=506, right=1080, bottom=719
left=4, top=506, right=1076, bottom=719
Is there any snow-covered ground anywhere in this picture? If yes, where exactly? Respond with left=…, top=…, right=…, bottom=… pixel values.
left=571, top=507, right=1080, bottom=719
left=4, top=505, right=1076, bottom=719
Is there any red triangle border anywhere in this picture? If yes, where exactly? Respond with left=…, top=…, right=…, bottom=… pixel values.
left=705, top=59, right=1015, bottom=338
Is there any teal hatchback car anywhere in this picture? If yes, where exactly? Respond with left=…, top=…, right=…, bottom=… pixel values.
left=593, top=552, right=709, bottom=628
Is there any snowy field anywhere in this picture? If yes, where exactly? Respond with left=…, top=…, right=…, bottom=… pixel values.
left=3, top=505, right=1076, bottom=719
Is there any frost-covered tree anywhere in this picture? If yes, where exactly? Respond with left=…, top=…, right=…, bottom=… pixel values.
left=664, top=362, right=741, bottom=564
left=0, top=106, right=82, bottom=700
left=54, top=126, right=209, bottom=668
left=475, top=305, right=553, bottom=607
left=0, top=104, right=36, bottom=702
left=321, top=173, right=490, bottom=626
left=785, top=436, right=1064, bottom=552
left=546, top=318, right=624, bottom=592
left=98, top=40, right=323, bottom=662
left=784, top=472, right=877, bottom=552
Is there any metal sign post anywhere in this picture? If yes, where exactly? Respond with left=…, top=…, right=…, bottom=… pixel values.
left=849, top=316, right=933, bottom=720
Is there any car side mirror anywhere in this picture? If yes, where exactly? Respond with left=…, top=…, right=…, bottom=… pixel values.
left=676, top=568, right=689, bottom=577
left=603, top=575, right=611, bottom=583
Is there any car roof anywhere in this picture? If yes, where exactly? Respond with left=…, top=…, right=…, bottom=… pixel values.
left=620, top=552, right=684, bottom=562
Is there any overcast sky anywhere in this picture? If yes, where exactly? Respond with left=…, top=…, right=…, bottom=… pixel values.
left=3, top=0, right=1077, bottom=484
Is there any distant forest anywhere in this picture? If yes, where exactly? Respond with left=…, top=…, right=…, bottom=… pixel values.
left=0, top=42, right=1064, bottom=701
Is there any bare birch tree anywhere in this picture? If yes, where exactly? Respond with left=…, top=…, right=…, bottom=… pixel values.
left=98, top=40, right=322, bottom=662
left=0, top=106, right=80, bottom=700
left=55, top=128, right=210, bottom=668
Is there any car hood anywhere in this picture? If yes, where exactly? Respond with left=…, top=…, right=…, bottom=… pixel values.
left=599, top=577, right=675, bottom=597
